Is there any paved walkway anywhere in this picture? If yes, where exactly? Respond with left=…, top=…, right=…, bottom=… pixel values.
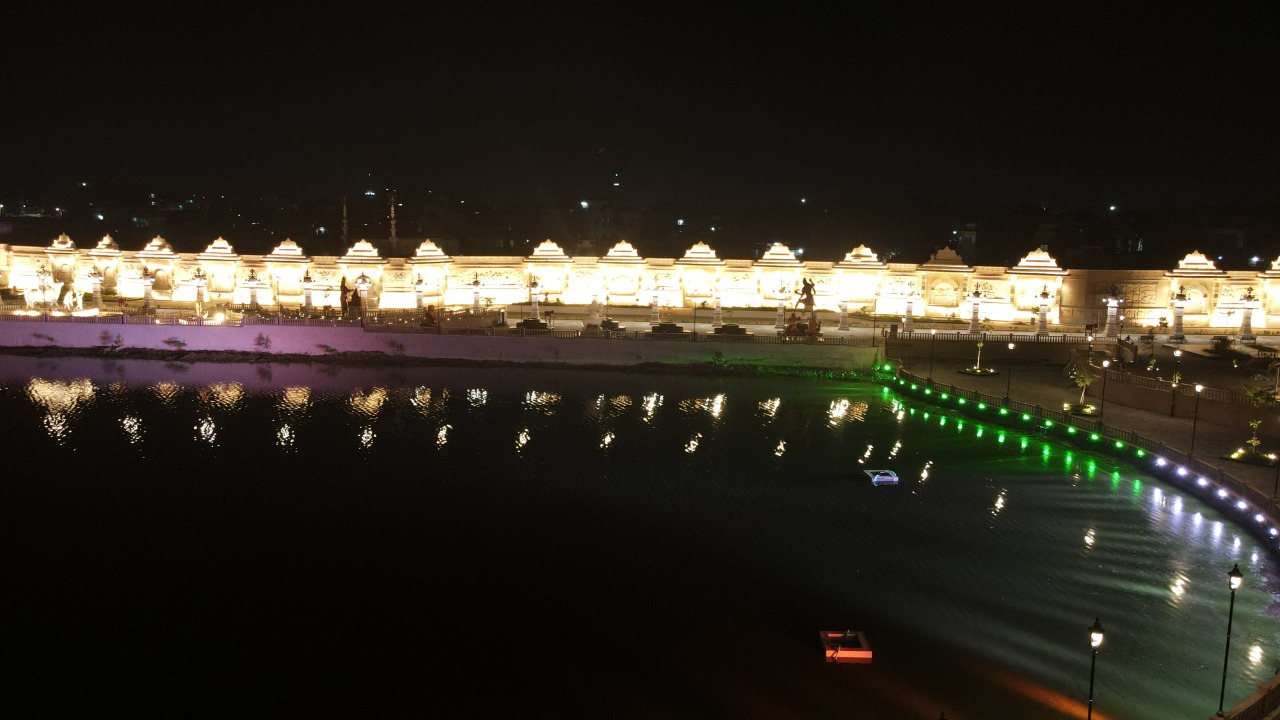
left=895, top=339, right=1280, bottom=509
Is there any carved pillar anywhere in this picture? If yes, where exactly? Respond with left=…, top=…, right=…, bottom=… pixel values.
left=1037, top=287, right=1050, bottom=335
left=1103, top=291, right=1121, bottom=338
left=651, top=295, right=660, bottom=324
left=1242, top=288, right=1257, bottom=342
left=713, top=296, right=722, bottom=328
left=838, top=300, right=849, bottom=331
left=903, top=297, right=914, bottom=333
left=968, top=290, right=981, bottom=333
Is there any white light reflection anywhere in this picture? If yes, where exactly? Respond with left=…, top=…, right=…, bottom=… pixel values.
left=685, top=433, right=702, bottom=453
left=774, top=440, right=786, bottom=456
left=757, top=398, right=781, bottom=419
left=359, top=426, right=375, bottom=448
left=468, top=389, right=488, bottom=407
left=1249, top=645, right=1264, bottom=667
left=1169, top=573, right=1189, bottom=603
left=600, top=431, right=615, bottom=449
left=1084, top=528, right=1096, bottom=548
left=642, top=393, right=663, bottom=423
left=992, top=491, right=1006, bottom=516
left=516, top=428, right=530, bottom=450
left=121, top=415, right=142, bottom=444
left=524, top=391, right=562, bottom=414
left=679, top=394, right=725, bottom=419
left=277, top=423, right=295, bottom=448
left=859, top=444, right=873, bottom=465
left=888, top=440, right=902, bottom=458
left=919, top=461, right=932, bottom=482
left=196, top=416, right=216, bottom=444
left=436, top=424, right=451, bottom=448
left=830, top=398, right=868, bottom=425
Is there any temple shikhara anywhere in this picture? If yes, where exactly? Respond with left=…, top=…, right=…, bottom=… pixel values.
left=3, top=234, right=1277, bottom=333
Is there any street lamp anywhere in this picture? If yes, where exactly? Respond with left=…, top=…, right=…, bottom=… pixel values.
left=1088, top=617, right=1104, bottom=720
left=1005, top=342, right=1016, bottom=400
left=1191, top=384, right=1204, bottom=454
left=929, top=328, right=937, bottom=382
left=1174, top=348, right=1183, bottom=380
left=1098, top=360, right=1111, bottom=419
left=1218, top=563, right=1245, bottom=715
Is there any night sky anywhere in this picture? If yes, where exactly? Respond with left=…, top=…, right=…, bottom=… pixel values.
left=4, top=4, right=1278, bottom=207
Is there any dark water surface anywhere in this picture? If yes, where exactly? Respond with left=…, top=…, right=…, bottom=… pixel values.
left=3, top=358, right=1278, bottom=718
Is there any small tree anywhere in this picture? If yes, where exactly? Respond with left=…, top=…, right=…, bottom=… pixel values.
left=973, top=340, right=985, bottom=369
left=1241, top=381, right=1278, bottom=456
left=1074, top=363, right=1097, bottom=405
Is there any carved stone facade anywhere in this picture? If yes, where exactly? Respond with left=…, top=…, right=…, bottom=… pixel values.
left=3, top=235, right=1277, bottom=331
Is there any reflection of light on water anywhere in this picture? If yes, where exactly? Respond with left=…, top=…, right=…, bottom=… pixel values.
left=277, top=423, right=295, bottom=448
left=43, top=413, right=69, bottom=442
left=685, top=433, right=701, bottom=453
left=642, top=393, right=662, bottom=423
left=122, top=415, right=142, bottom=444
left=600, top=431, right=615, bottom=449
left=468, top=389, right=488, bottom=407
left=27, top=378, right=95, bottom=412
left=1249, top=645, right=1264, bottom=666
left=757, top=398, right=781, bottom=419
left=679, top=394, right=725, bottom=419
left=153, top=381, right=180, bottom=403
left=888, top=440, right=902, bottom=458
left=827, top=398, right=868, bottom=426
left=437, top=424, right=451, bottom=448
left=859, top=444, right=873, bottom=465
left=920, top=461, right=932, bottom=482
left=774, top=440, right=786, bottom=456
left=1169, top=573, right=1188, bottom=603
left=524, top=390, right=562, bottom=414
left=279, top=386, right=310, bottom=412
left=348, top=388, right=387, bottom=417
left=516, top=428, right=530, bottom=450
left=200, top=383, right=243, bottom=409
left=1172, top=497, right=1183, bottom=514
left=196, top=416, right=217, bottom=444
left=1084, top=528, right=1095, bottom=547
left=359, top=426, right=375, bottom=448
left=412, top=387, right=432, bottom=408
left=1233, top=536, right=1241, bottom=549
left=992, top=491, right=1006, bottom=516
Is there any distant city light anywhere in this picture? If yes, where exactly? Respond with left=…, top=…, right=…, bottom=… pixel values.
left=364, top=190, right=375, bottom=196
left=677, top=219, right=684, bottom=226
left=710, top=226, right=717, bottom=232
left=95, top=214, right=104, bottom=221
left=800, top=198, right=807, bottom=204
left=1109, top=205, right=1116, bottom=211
left=80, top=182, right=88, bottom=187
left=580, top=201, right=589, bottom=209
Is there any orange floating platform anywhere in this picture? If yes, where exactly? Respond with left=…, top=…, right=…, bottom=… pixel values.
left=820, top=630, right=873, bottom=664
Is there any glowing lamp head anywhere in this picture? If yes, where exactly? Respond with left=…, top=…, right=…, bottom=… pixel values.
left=1229, top=563, right=1243, bottom=591
left=1195, top=384, right=1203, bottom=393
left=1090, top=617, right=1104, bottom=648
left=1174, top=349, right=1182, bottom=358
left=1008, top=342, right=1015, bottom=350
left=1102, top=360, right=1110, bottom=368
left=931, top=329, right=936, bottom=335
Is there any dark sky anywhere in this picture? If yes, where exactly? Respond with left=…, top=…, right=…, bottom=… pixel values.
left=4, top=3, right=1278, bottom=207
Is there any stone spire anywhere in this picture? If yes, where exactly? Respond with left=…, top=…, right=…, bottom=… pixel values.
left=341, top=196, right=349, bottom=244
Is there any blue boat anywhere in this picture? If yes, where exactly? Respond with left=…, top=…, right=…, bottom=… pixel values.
left=864, top=469, right=899, bottom=486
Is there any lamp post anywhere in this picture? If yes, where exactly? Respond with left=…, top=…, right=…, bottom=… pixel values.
left=969, top=288, right=982, bottom=333
left=1218, top=563, right=1245, bottom=715
left=1103, top=285, right=1122, bottom=338
left=1005, top=342, right=1016, bottom=400
left=141, top=267, right=154, bottom=313
left=929, top=328, right=937, bottom=381
left=1037, top=285, right=1051, bottom=335
left=472, top=273, right=481, bottom=315
left=529, top=278, right=540, bottom=321
left=1087, top=617, right=1104, bottom=720
left=1174, top=348, right=1183, bottom=380
left=1191, top=384, right=1204, bottom=454
left=1099, top=360, right=1111, bottom=419
left=776, top=282, right=787, bottom=328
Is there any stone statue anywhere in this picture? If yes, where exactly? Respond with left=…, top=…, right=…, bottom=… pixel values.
left=795, top=277, right=816, bottom=316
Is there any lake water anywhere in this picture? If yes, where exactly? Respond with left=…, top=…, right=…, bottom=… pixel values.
left=4, top=358, right=1278, bottom=718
